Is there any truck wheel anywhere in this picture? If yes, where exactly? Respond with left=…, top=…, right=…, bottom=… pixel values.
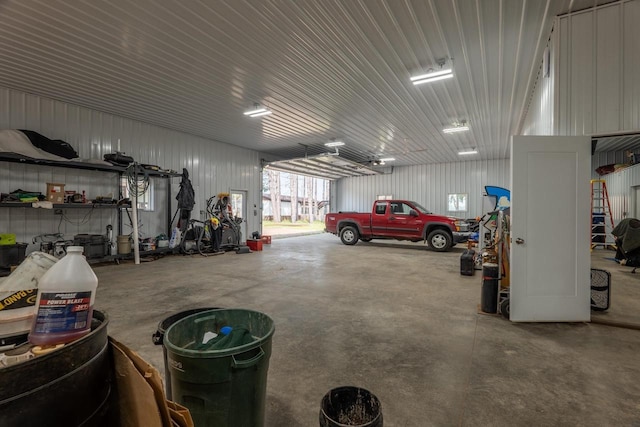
left=340, top=226, right=359, bottom=245
left=427, top=229, right=452, bottom=252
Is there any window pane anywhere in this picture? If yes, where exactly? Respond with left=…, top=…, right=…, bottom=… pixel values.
left=448, top=193, right=467, bottom=212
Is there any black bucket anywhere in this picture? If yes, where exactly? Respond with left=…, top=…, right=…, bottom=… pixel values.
left=152, top=307, right=220, bottom=400
left=320, top=386, right=383, bottom=427
left=0, top=310, right=111, bottom=427
left=481, top=263, right=499, bottom=313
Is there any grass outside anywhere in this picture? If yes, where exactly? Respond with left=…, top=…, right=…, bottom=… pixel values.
left=263, top=220, right=325, bottom=236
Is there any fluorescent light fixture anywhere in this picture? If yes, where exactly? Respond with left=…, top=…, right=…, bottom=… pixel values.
left=443, top=120, right=469, bottom=133
left=243, top=107, right=267, bottom=116
left=379, top=157, right=395, bottom=162
left=458, top=149, right=478, bottom=155
left=411, top=68, right=453, bottom=84
left=325, top=141, right=345, bottom=147
left=412, top=73, right=454, bottom=85
left=443, top=124, right=470, bottom=133
left=249, top=110, right=272, bottom=118
left=244, top=103, right=272, bottom=117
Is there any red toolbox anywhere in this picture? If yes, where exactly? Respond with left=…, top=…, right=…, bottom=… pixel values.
left=260, top=235, right=272, bottom=244
left=246, top=239, right=263, bottom=251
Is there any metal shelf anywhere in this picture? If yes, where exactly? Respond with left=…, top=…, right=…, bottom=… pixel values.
left=0, top=202, right=130, bottom=209
left=0, top=153, right=181, bottom=177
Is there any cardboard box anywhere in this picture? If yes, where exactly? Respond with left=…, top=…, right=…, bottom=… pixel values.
left=246, top=239, right=263, bottom=251
left=109, top=337, right=194, bottom=427
left=46, top=182, right=66, bottom=203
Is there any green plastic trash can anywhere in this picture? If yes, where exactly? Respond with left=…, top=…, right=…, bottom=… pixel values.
left=164, top=308, right=275, bottom=427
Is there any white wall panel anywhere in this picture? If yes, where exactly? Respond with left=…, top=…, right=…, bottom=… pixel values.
left=335, top=159, right=510, bottom=219
left=623, top=0, right=640, bottom=130
left=0, top=86, right=262, bottom=251
left=521, top=31, right=555, bottom=135
left=601, top=163, right=640, bottom=222
left=557, top=1, right=640, bottom=137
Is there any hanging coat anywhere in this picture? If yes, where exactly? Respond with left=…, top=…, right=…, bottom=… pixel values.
left=176, top=168, right=195, bottom=211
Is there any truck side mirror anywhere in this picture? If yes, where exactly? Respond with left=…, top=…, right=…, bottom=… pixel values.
left=409, top=209, right=418, bottom=217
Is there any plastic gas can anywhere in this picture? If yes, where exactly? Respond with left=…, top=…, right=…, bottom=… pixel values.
left=28, top=246, right=98, bottom=346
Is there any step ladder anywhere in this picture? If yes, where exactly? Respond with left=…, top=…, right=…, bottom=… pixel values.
left=590, top=179, right=616, bottom=250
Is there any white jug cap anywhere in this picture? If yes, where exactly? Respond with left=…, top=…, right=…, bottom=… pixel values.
left=66, top=246, right=85, bottom=253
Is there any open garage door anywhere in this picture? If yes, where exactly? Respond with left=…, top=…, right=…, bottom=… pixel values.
left=264, top=154, right=380, bottom=180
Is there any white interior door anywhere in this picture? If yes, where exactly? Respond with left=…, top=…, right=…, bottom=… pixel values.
left=510, top=136, right=591, bottom=322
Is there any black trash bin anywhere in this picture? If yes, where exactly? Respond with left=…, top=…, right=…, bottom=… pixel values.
left=152, top=307, right=220, bottom=400
left=0, top=311, right=111, bottom=427
left=319, top=386, right=382, bottom=427
left=164, top=308, right=275, bottom=427
left=481, top=263, right=499, bottom=313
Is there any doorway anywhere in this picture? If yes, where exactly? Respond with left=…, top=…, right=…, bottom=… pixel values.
left=230, top=189, right=247, bottom=243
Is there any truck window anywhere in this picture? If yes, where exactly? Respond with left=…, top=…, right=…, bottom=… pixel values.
left=393, top=203, right=411, bottom=215
left=374, top=202, right=387, bottom=215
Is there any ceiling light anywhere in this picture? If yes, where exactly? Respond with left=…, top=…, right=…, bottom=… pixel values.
left=379, top=157, right=395, bottom=162
left=458, top=148, right=478, bottom=155
left=443, top=120, right=470, bottom=134
left=412, top=73, right=454, bottom=85
left=325, top=141, right=345, bottom=147
left=244, top=103, right=272, bottom=117
left=411, top=59, right=453, bottom=85
left=443, top=125, right=469, bottom=133
left=249, top=110, right=272, bottom=118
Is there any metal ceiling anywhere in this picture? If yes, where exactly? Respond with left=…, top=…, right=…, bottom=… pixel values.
left=593, top=134, right=640, bottom=152
left=0, top=0, right=619, bottom=168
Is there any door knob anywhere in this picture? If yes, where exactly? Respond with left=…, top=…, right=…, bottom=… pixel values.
left=516, top=238, right=525, bottom=245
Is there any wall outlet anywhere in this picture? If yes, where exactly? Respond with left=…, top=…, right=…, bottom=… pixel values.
left=54, top=209, right=63, bottom=215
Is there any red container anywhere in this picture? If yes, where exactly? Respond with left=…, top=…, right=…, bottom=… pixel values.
left=246, top=239, right=263, bottom=251
left=260, top=235, right=272, bottom=244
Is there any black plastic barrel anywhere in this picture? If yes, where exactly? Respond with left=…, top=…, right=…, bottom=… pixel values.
left=164, top=308, right=275, bottom=427
left=152, top=307, right=220, bottom=400
left=320, top=386, right=382, bottom=427
left=481, top=263, right=499, bottom=313
left=0, top=310, right=111, bottom=427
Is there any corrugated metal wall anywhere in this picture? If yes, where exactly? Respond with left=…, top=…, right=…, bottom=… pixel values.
left=335, top=159, right=510, bottom=219
left=601, top=163, right=640, bottom=221
left=556, top=1, right=640, bottom=136
left=592, top=151, right=628, bottom=168
left=0, top=86, right=262, bottom=252
left=521, top=30, right=556, bottom=136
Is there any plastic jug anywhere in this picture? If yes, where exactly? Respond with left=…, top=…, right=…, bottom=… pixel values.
left=28, top=246, right=98, bottom=345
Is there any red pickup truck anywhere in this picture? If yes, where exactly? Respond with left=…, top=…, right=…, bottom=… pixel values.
left=324, top=200, right=470, bottom=251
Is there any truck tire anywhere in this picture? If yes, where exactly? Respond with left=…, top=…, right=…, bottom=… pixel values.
left=340, top=226, right=359, bottom=245
left=427, top=229, right=452, bottom=252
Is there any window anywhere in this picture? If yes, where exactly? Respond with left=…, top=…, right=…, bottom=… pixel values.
left=391, top=203, right=412, bottom=215
left=120, top=177, right=154, bottom=211
left=447, top=193, right=467, bottom=212
left=374, top=202, right=387, bottom=215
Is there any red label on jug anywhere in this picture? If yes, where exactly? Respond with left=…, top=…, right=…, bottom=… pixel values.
left=33, top=291, right=92, bottom=334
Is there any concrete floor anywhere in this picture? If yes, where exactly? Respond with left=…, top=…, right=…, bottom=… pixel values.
left=95, top=234, right=640, bottom=426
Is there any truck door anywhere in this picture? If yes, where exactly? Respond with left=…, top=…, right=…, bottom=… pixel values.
left=370, top=201, right=388, bottom=236
left=386, top=202, right=423, bottom=238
